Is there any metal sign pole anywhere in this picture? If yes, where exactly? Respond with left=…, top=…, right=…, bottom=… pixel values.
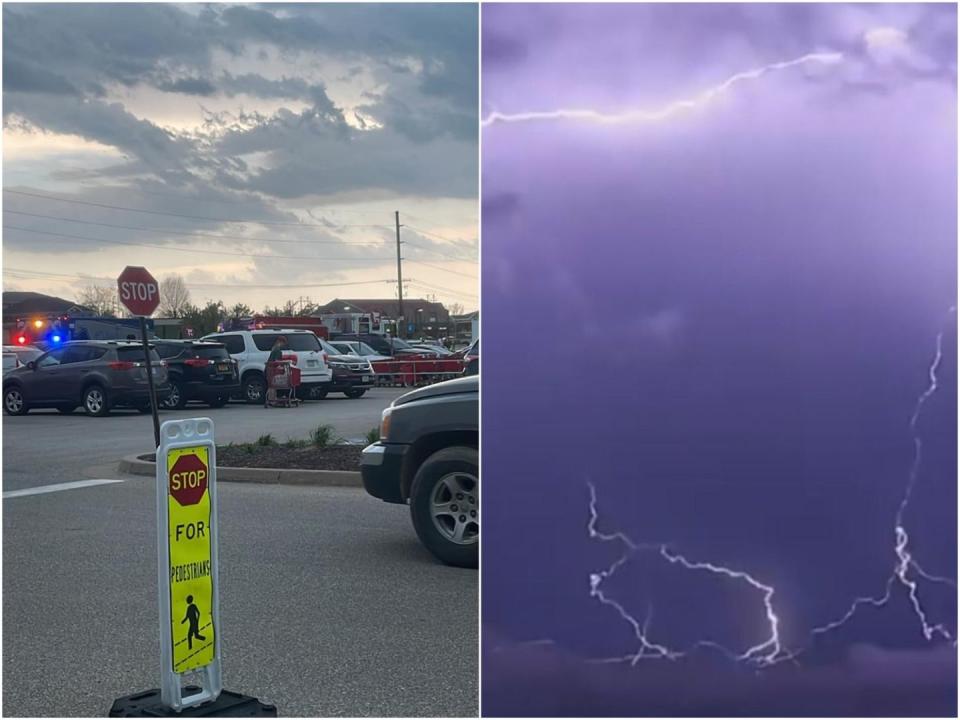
left=139, top=317, right=161, bottom=449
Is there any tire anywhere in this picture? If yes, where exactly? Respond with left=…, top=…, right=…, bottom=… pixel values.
left=3, top=386, right=28, bottom=416
left=242, top=373, right=266, bottom=404
left=207, top=395, right=229, bottom=408
left=164, top=380, right=188, bottom=410
left=409, top=446, right=479, bottom=568
left=344, top=388, right=366, bottom=399
left=57, top=404, right=76, bottom=415
left=308, top=386, right=328, bottom=400
left=82, top=384, right=110, bottom=417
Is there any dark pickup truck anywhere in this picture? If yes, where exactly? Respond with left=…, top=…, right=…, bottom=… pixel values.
left=361, top=375, right=478, bottom=567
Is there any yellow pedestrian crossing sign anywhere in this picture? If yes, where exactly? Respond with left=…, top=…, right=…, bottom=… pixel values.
left=168, top=446, right=215, bottom=673
left=157, top=419, right=222, bottom=710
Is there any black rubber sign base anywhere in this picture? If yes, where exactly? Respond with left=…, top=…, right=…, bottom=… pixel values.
left=109, top=688, right=277, bottom=717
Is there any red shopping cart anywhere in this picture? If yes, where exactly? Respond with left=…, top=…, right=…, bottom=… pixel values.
left=265, top=359, right=301, bottom=408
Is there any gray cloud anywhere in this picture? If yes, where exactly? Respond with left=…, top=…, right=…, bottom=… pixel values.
left=3, top=3, right=478, bottom=200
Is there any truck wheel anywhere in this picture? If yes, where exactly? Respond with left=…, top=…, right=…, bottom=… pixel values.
left=3, top=386, right=28, bottom=416
left=409, top=446, right=478, bottom=568
left=343, top=388, right=366, bottom=399
left=83, top=385, right=110, bottom=417
left=243, top=373, right=265, bottom=404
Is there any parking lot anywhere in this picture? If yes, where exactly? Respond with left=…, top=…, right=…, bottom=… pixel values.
left=2, top=389, right=479, bottom=716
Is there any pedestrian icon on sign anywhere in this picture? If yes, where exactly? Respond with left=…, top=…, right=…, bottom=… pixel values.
left=182, top=595, right=206, bottom=649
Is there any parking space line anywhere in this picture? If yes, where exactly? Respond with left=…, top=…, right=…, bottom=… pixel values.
left=3, top=479, right=125, bottom=499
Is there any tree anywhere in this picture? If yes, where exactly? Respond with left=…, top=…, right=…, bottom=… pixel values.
left=159, top=275, right=191, bottom=318
left=227, top=303, right=253, bottom=318
left=448, top=302, right=464, bottom=316
left=181, top=301, right=225, bottom=337
left=77, top=285, right=118, bottom=316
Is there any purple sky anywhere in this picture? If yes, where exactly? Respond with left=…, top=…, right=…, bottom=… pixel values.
left=482, top=4, right=956, bottom=716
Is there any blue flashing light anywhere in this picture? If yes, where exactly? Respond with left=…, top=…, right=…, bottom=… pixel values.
left=51, top=334, right=62, bottom=343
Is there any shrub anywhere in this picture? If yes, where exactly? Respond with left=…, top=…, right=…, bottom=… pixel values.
left=364, top=427, right=380, bottom=445
left=256, top=433, right=276, bottom=447
left=310, top=424, right=336, bottom=448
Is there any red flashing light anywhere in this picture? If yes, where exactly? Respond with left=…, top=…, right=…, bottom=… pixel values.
left=16, top=336, right=27, bottom=345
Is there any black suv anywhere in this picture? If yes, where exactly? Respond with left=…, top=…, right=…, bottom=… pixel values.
left=2, top=340, right=170, bottom=416
left=153, top=340, right=239, bottom=409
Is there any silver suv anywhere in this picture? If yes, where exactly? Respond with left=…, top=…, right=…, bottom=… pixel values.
left=201, top=329, right=333, bottom=403
left=2, top=340, right=170, bottom=416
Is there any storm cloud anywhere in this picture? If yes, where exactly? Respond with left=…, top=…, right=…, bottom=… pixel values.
left=2, top=3, right=478, bottom=310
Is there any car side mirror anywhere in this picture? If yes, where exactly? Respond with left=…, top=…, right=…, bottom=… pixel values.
left=27, top=361, right=37, bottom=371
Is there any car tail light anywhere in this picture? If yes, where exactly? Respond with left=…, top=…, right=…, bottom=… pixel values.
left=109, top=361, right=137, bottom=370
left=184, top=358, right=213, bottom=367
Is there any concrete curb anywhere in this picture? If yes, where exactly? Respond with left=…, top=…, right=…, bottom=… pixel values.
left=119, top=454, right=362, bottom=487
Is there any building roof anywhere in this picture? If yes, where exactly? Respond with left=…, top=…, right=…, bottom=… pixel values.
left=313, top=298, right=450, bottom=319
left=2, top=291, right=92, bottom=319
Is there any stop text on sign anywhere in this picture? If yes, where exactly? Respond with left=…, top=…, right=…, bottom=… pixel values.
left=119, top=281, right=158, bottom=303
left=171, top=468, right=207, bottom=491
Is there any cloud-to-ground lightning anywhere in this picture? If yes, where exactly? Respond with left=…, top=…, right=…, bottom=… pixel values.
left=809, top=307, right=957, bottom=644
left=586, top=482, right=792, bottom=668
left=580, top=308, right=955, bottom=669
left=482, top=52, right=844, bottom=128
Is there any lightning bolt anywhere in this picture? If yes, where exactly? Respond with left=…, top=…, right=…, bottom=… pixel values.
left=582, top=308, right=955, bottom=668
left=587, top=482, right=792, bottom=667
left=810, top=307, right=957, bottom=644
left=482, top=52, right=844, bottom=128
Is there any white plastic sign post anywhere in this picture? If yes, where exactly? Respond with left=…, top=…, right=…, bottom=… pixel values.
left=157, top=417, right=222, bottom=710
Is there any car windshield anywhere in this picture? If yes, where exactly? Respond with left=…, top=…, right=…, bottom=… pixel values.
left=390, top=337, right=413, bottom=350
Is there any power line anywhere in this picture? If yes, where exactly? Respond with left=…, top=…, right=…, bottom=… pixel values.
left=4, top=189, right=392, bottom=229
left=408, top=279, right=478, bottom=300
left=3, top=225, right=394, bottom=262
left=406, top=259, right=477, bottom=279
left=3, top=266, right=393, bottom=290
left=404, top=238, right=478, bottom=264
left=3, top=210, right=389, bottom=246
left=405, top=224, right=474, bottom=245
left=122, top=185, right=395, bottom=217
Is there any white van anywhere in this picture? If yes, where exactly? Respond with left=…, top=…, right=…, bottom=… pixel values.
left=201, top=329, right=332, bottom=403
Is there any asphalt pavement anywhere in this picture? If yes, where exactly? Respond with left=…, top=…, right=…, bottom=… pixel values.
left=2, top=390, right=406, bottom=492
left=2, top=389, right=478, bottom=717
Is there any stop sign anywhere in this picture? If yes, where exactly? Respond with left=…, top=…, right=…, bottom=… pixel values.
left=117, top=265, right=160, bottom=316
left=169, top=453, right=208, bottom=506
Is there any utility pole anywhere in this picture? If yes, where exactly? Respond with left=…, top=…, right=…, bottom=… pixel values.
left=395, top=210, right=405, bottom=339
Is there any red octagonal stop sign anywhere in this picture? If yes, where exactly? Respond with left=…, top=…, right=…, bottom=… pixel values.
left=169, top=453, right=208, bottom=506
left=117, top=265, right=160, bottom=316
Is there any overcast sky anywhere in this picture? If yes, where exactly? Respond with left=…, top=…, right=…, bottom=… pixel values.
left=3, top=3, right=478, bottom=313
left=482, top=3, right=956, bottom=715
